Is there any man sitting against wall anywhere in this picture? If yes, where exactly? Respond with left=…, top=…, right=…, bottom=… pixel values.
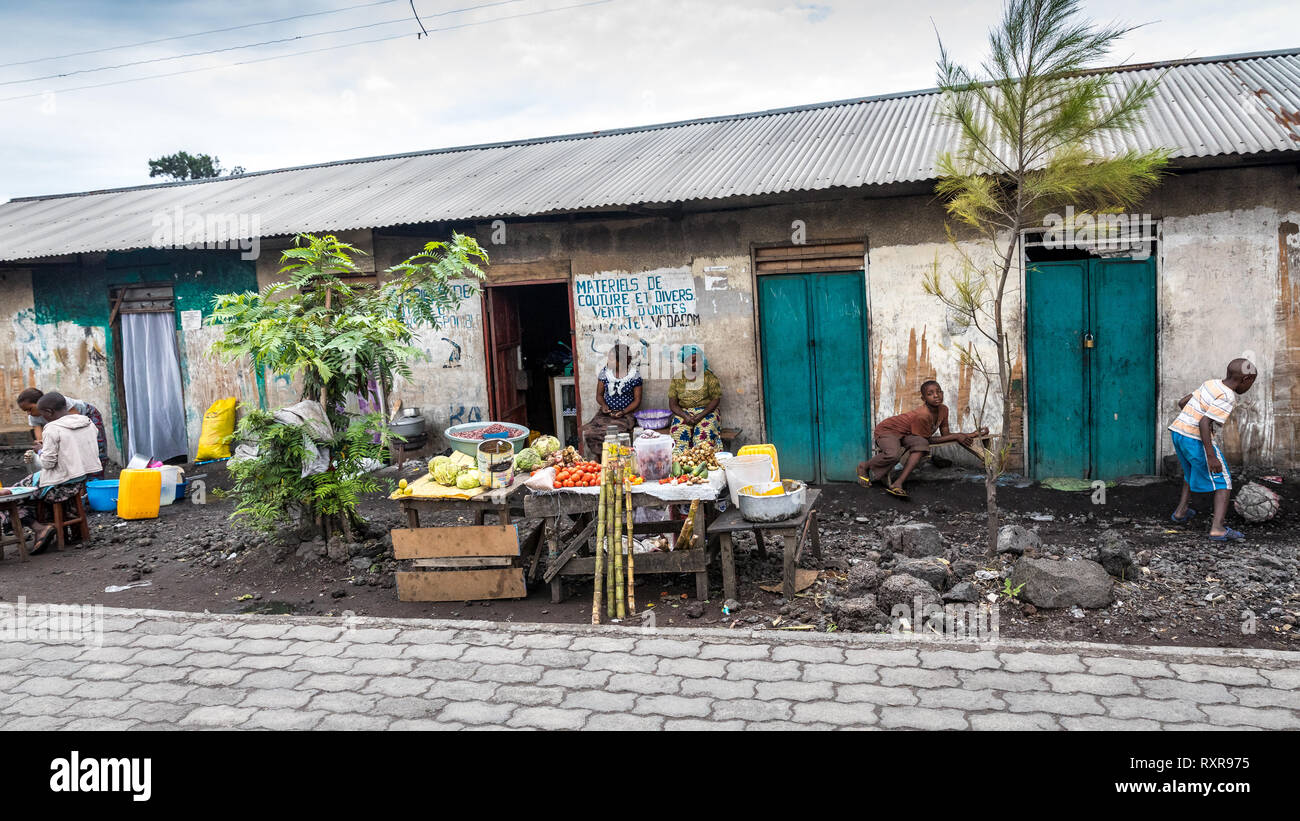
left=859, top=380, right=987, bottom=499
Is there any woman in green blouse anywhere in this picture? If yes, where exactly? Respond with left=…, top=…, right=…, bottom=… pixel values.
left=668, top=344, right=722, bottom=451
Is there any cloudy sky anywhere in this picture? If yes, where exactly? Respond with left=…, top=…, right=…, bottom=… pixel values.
left=1, top=0, right=1296, bottom=201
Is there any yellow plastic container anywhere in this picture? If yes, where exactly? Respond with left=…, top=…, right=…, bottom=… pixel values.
left=117, top=468, right=162, bottom=520
left=738, top=444, right=780, bottom=482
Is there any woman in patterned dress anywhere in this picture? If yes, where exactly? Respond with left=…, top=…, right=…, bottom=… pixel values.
left=668, top=344, right=722, bottom=451
left=582, top=344, right=643, bottom=458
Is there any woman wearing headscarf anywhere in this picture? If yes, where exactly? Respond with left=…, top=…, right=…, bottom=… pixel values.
left=668, top=344, right=722, bottom=451
left=582, top=343, right=643, bottom=458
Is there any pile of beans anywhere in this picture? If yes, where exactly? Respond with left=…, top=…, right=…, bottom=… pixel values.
left=457, top=423, right=516, bottom=440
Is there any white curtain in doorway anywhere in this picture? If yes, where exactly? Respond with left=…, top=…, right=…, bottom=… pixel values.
left=121, top=312, right=188, bottom=462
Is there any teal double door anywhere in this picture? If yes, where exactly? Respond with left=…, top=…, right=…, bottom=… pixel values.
left=759, top=271, right=869, bottom=483
left=1025, top=257, right=1157, bottom=479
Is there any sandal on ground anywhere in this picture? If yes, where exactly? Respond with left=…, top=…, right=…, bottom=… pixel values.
left=1170, top=508, right=1196, bottom=524
left=30, top=527, right=56, bottom=555
left=856, top=474, right=872, bottom=488
left=1208, top=527, right=1245, bottom=542
left=884, top=484, right=910, bottom=499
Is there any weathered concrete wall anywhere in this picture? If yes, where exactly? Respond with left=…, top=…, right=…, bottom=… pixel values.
left=1142, top=164, right=1300, bottom=468
left=0, top=251, right=259, bottom=464
left=2, top=163, right=1295, bottom=473
left=0, top=267, right=113, bottom=436
left=372, top=235, right=489, bottom=450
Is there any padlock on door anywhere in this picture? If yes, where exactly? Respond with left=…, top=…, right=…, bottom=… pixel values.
left=1083, top=332, right=1096, bottom=349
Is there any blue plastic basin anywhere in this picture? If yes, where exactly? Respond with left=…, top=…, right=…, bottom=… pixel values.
left=86, top=480, right=119, bottom=512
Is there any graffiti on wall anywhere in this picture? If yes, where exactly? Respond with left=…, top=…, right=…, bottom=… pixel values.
left=448, top=405, right=483, bottom=425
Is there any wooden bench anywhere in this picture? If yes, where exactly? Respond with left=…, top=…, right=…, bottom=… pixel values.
left=710, top=488, right=821, bottom=601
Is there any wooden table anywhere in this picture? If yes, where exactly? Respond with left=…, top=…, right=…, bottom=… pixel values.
left=0, top=497, right=31, bottom=562
left=397, top=477, right=530, bottom=528
left=710, top=489, right=821, bottom=601
left=524, top=490, right=717, bottom=604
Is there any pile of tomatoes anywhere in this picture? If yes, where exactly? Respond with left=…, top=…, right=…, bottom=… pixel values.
left=553, top=461, right=603, bottom=488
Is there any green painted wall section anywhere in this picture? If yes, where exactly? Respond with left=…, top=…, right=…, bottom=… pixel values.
left=28, top=250, right=258, bottom=455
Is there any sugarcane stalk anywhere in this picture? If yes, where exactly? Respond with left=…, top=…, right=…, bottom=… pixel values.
left=625, top=478, right=635, bottom=615
left=675, top=499, right=699, bottom=550
left=591, top=446, right=609, bottom=624
left=613, top=452, right=625, bottom=620
left=605, top=454, right=617, bottom=620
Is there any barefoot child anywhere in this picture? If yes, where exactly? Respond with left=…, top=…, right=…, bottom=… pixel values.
left=858, top=380, right=987, bottom=498
left=1169, top=358, right=1257, bottom=541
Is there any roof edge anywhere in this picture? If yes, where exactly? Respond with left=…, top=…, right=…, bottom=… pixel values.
left=9, top=46, right=1299, bottom=206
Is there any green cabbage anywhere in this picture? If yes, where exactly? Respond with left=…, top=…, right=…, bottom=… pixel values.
left=513, top=447, right=542, bottom=472
left=433, top=462, right=462, bottom=486
left=533, top=435, right=561, bottom=457
left=455, top=469, right=481, bottom=490
left=428, top=455, right=452, bottom=476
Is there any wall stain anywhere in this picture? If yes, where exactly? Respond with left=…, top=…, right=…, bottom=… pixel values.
left=891, top=327, right=937, bottom=415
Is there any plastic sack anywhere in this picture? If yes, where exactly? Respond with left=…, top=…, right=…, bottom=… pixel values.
left=195, top=397, right=238, bottom=461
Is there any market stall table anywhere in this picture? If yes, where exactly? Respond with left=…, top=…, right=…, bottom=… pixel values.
left=525, top=480, right=722, bottom=605
left=709, top=488, right=821, bottom=601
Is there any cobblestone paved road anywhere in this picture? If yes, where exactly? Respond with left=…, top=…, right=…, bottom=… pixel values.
left=1, top=606, right=1297, bottom=730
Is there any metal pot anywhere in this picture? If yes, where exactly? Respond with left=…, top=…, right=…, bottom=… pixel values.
left=389, top=415, right=426, bottom=439
left=736, top=480, right=807, bottom=523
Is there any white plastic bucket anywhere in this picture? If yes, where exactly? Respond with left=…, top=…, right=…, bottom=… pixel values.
left=156, top=466, right=182, bottom=506
left=719, top=454, right=773, bottom=507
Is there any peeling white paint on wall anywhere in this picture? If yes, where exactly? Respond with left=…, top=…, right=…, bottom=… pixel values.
left=1159, top=205, right=1279, bottom=466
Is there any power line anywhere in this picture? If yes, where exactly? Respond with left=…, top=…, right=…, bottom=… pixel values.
left=0, top=0, right=404, bottom=70
left=0, top=0, right=617, bottom=104
left=0, top=0, right=528, bottom=87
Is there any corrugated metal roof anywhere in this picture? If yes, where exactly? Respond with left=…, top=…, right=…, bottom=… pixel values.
left=3, top=48, right=1298, bottom=263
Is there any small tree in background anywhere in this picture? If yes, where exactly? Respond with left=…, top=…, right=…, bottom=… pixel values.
left=211, top=232, right=489, bottom=537
left=148, top=150, right=245, bottom=180
left=925, top=0, right=1169, bottom=555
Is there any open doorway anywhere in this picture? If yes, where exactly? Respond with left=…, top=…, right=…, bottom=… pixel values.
left=109, top=283, right=189, bottom=464
left=484, top=281, right=577, bottom=445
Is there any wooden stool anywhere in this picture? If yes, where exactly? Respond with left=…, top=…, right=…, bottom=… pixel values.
left=37, top=490, right=90, bottom=549
left=0, top=498, right=31, bottom=562
left=719, top=428, right=743, bottom=452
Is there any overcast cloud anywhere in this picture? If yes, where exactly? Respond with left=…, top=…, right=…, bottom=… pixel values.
left=1, top=0, right=1296, bottom=202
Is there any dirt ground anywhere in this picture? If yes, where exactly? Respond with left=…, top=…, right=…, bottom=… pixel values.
left=1, top=458, right=1296, bottom=650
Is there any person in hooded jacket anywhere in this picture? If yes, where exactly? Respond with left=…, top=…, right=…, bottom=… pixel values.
left=0, top=392, right=103, bottom=554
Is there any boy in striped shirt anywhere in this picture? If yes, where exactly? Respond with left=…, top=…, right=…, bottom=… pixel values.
left=1168, top=358, right=1257, bottom=541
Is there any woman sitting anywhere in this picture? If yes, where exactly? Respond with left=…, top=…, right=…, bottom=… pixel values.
left=0, top=392, right=104, bottom=554
left=669, top=344, right=722, bottom=451
left=582, top=343, right=643, bottom=458
left=18, top=387, right=108, bottom=476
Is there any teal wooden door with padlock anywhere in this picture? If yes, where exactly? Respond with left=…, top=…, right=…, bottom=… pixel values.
left=1025, top=257, right=1157, bottom=480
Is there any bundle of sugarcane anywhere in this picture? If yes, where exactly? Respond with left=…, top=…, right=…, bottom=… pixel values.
left=675, top=499, right=700, bottom=551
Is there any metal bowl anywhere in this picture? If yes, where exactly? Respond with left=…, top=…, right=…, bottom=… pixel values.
left=444, top=422, right=530, bottom=457
left=736, top=480, right=807, bottom=523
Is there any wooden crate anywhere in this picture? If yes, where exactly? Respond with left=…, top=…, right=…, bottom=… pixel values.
left=393, top=525, right=526, bottom=602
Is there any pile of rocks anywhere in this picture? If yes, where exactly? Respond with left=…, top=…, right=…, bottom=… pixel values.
left=827, top=521, right=1126, bottom=630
